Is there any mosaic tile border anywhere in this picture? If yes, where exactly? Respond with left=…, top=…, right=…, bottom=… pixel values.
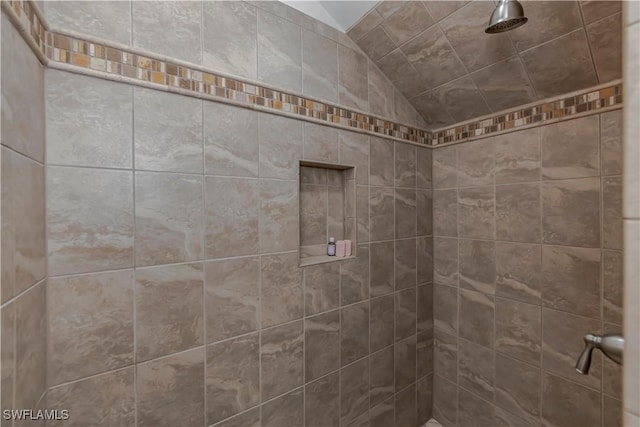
left=2, top=0, right=624, bottom=148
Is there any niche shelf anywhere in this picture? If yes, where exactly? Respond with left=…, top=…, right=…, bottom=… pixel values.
left=298, top=160, right=357, bottom=267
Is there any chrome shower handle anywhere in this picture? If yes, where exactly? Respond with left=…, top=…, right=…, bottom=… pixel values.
left=575, top=333, right=624, bottom=375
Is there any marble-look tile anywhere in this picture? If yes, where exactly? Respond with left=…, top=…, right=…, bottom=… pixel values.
left=494, top=406, right=537, bottom=427
left=603, top=323, right=623, bottom=400
left=206, top=333, right=260, bottom=425
left=510, top=0, right=582, bottom=51
left=259, top=113, right=303, bottom=180
left=303, top=30, right=339, bottom=103
left=203, top=1, right=257, bottom=79
left=204, top=177, right=259, bottom=258
left=458, top=186, right=495, bottom=240
left=1, top=303, right=15, bottom=412
left=417, top=147, right=432, bottom=189
left=541, top=372, right=601, bottom=427
left=521, top=29, right=597, bottom=98
left=422, top=1, right=468, bottom=20
left=432, top=76, right=491, bottom=123
left=542, top=178, right=601, bottom=248
left=257, top=9, right=302, bottom=91
left=136, top=263, right=204, bottom=361
left=370, top=346, right=394, bottom=407
left=368, top=61, right=395, bottom=118
left=132, top=1, right=201, bottom=63
left=433, top=375, right=457, bottom=427
left=211, top=408, right=260, bottom=427
left=1, top=148, right=14, bottom=303
left=370, top=241, right=394, bottom=297
left=434, top=284, right=458, bottom=336
left=395, top=384, right=418, bottom=427
left=204, top=102, right=259, bottom=177
left=370, top=397, right=395, bottom=427
left=494, top=127, right=541, bottom=184
left=341, top=357, right=370, bottom=424
left=47, top=167, right=133, bottom=276
left=1, top=16, right=44, bottom=162
left=303, top=122, right=339, bottom=163
left=395, top=335, right=417, bottom=392
left=417, top=283, right=434, bottom=332
left=358, top=26, right=395, bottom=63
left=304, top=262, right=340, bottom=315
left=261, top=321, right=304, bottom=401
left=410, top=90, right=456, bottom=128
left=301, top=166, right=328, bottom=185
left=417, top=237, right=434, bottom=286
left=382, top=1, right=434, bottom=46
left=541, top=115, right=600, bottom=180
left=471, top=56, right=537, bottom=112
left=300, top=184, right=328, bottom=246
left=370, top=295, right=395, bottom=352
left=135, top=172, right=203, bottom=266
left=542, top=245, right=601, bottom=318
left=457, top=388, right=495, bottom=427
left=346, top=409, right=369, bottom=427
left=260, top=180, right=298, bottom=253
left=341, top=301, right=370, bottom=365
left=400, top=24, right=466, bottom=90
left=341, top=244, right=370, bottom=305
left=347, top=9, right=383, bottom=41
left=395, top=238, right=417, bottom=290
left=261, top=252, right=303, bottom=327
left=395, top=143, right=417, bottom=188
left=603, top=176, right=623, bottom=250
left=44, top=0, right=130, bottom=43
left=433, top=146, right=457, bottom=189
left=587, top=12, right=622, bottom=82
left=581, top=0, right=622, bottom=24
left=338, top=44, right=369, bottom=111
left=369, top=187, right=395, bottom=242
left=459, top=289, right=494, bottom=348
left=134, top=88, right=203, bottom=173
left=459, top=239, right=495, bottom=295
left=48, top=271, right=134, bottom=386
left=495, top=297, right=541, bottom=366
left=340, top=131, right=369, bottom=185
left=375, top=1, right=405, bottom=19
left=457, top=139, right=494, bottom=187
left=263, top=388, right=304, bottom=427
left=603, top=395, right=623, bottom=427
left=370, top=137, right=394, bottom=186
left=306, top=373, right=339, bottom=427
left=433, top=237, right=457, bottom=288
left=434, top=330, right=458, bottom=383
left=205, top=257, right=259, bottom=343
left=496, top=183, right=541, bottom=243
left=356, top=185, right=370, bottom=242
left=46, top=368, right=135, bottom=427
left=305, top=310, right=340, bottom=381
left=542, top=308, right=602, bottom=390
left=459, top=338, right=494, bottom=401
left=440, top=1, right=515, bottom=72
left=495, top=353, right=541, bottom=423
left=395, top=288, right=417, bottom=342
left=137, top=348, right=204, bottom=427
left=433, top=189, right=457, bottom=237
left=417, top=330, right=434, bottom=378
left=603, top=250, right=623, bottom=325
left=45, top=70, right=132, bottom=168
left=600, top=109, right=623, bottom=176
left=496, top=242, right=541, bottom=305
left=14, top=282, right=45, bottom=409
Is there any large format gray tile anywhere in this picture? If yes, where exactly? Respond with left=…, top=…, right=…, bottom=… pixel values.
left=395, top=335, right=417, bottom=392
left=370, top=241, right=395, bottom=297
left=433, top=375, right=457, bottom=427
left=458, top=186, right=495, bottom=240
left=395, top=189, right=417, bottom=239
left=458, top=388, right=495, bottom=427
left=459, top=288, right=494, bottom=348
left=495, top=297, right=541, bottom=366
left=434, top=284, right=457, bottom=336
left=304, top=262, right=340, bottom=315
left=395, top=239, right=417, bottom=290
left=603, top=250, right=623, bottom=325
left=303, top=30, right=339, bottom=102
left=259, top=113, right=302, bottom=180
left=603, top=176, right=623, bottom=250
left=600, top=109, right=623, bottom=176
left=432, top=75, right=491, bottom=123
left=306, top=373, right=339, bottom=427
left=459, top=239, right=495, bottom=295
left=395, top=288, right=417, bottom=342
left=496, top=183, right=541, bottom=243
left=358, top=26, right=396, bottom=63
left=459, top=338, right=494, bottom=401
left=305, top=310, right=340, bottom=381
left=341, top=357, right=370, bottom=424
left=340, top=131, right=369, bottom=185
left=370, top=346, right=394, bottom=407
left=433, top=189, right=457, bottom=237
left=587, top=12, right=622, bottom=82
left=434, top=330, right=457, bottom=383
left=381, top=2, right=434, bottom=45
left=368, top=61, right=395, bottom=119
left=541, top=372, right=601, bottom=427
left=495, top=353, right=540, bottom=424
left=338, top=44, right=369, bottom=111
left=432, top=146, right=457, bottom=189
left=261, top=321, right=304, bottom=401
left=257, top=9, right=302, bottom=92
left=456, top=139, right=494, bottom=187
left=341, top=301, right=370, bottom=365
left=494, top=127, right=541, bottom=184
left=410, top=90, right=456, bottom=128
left=341, top=244, right=370, bottom=305
left=347, top=9, right=383, bottom=41
left=370, top=294, right=394, bottom=352
left=263, top=388, right=304, bottom=427
left=471, top=56, right=537, bottom=112
left=261, top=252, right=303, bottom=328
left=395, top=384, right=418, bottom=427
left=369, top=186, right=394, bottom=242
left=260, top=180, right=298, bottom=253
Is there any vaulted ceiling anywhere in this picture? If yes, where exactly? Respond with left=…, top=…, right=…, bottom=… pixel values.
left=347, top=0, right=622, bottom=129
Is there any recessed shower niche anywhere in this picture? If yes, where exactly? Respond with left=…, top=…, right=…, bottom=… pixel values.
left=299, top=161, right=356, bottom=266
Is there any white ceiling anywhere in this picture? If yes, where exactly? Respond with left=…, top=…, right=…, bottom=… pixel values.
left=280, top=0, right=378, bottom=32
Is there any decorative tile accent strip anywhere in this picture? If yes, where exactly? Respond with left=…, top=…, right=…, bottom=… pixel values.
left=430, top=83, right=623, bottom=145
left=2, top=0, right=624, bottom=148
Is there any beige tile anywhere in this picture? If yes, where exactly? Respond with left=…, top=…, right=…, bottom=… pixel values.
left=136, top=263, right=204, bottom=361
left=434, top=284, right=458, bottom=336
left=432, top=75, right=491, bottom=123
left=341, top=301, right=370, bottom=365
left=581, top=0, right=622, bottom=24
left=45, top=70, right=132, bottom=168
left=603, top=250, right=623, bottom=325
left=303, top=30, right=339, bottom=103
left=395, top=189, right=417, bottom=239
left=347, top=9, right=383, bottom=41
left=48, top=270, right=134, bottom=386
left=541, top=372, right=601, bottom=427
left=471, top=56, right=537, bottom=112
left=1, top=303, right=15, bottom=412
left=135, top=172, right=203, bottom=266
left=433, top=189, right=457, bottom=237
left=369, top=186, right=394, bottom=241
left=432, top=146, right=457, bottom=189
left=137, top=348, right=205, bottom=427
left=303, top=122, right=339, bottom=163
left=370, top=294, right=394, bottom=352
left=305, top=310, right=340, bottom=381
left=259, top=113, right=302, bottom=180
left=370, top=136, right=394, bottom=186
left=458, top=388, right=495, bottom=427
left=496, top=183, right=541, bottom=243
left=510, top=0, right=582, bottom=52
left=261, top=321, right=304, bottom=400
left=459, top=288, right=494, bottom=347
left=340, top=244, right=370, bottom=305
left=339, top=131, right=369, bottom=185
left=338, top=44, right=369, bottom=111
left=495, top=353, right=541, bottom=423
left=304, top=262, right=340, bottom=315
left=395, top=383, right=417, bottom=427
left=262, top=388, right=304, bottom=427
left=381, top=1, right=434, bottom=46
left=600, top=109, right=623, bottom=176
left=203, top=1, right=257, bottom=79
left=46, top=368, right=135, bottom=427
left=603, top=176, right=623, bottom=250
left=261, top=252, right=303, bottom=328
left=305, top=373, right=339, bottom=427
left=459, top=239, right=495, bottom=295
left=204, top=102, right=259, bottom=177
left=458, top=186, right=495, bottom=240
left=542, top=178, right=601, bottom=248
left=47, top=166, right=134, bottom=276
left=457, top=139, right=494, bottom=187
left=496, top=242, right=542, bottom=305
left=206, top=333, right=260, bottom=425
left=458, top=338, right=494, bottom=401
left=494, top=127, right=541, bottom=184
left=587, top=12, right=623, bottom=82
left=257, top=9, right=302, bottom=92
left=495, top=297, right=541, bottom=366
left=204, top=177, right=259, bottom=258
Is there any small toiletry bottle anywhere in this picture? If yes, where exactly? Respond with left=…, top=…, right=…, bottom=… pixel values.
left=327, top=237, right=336, bottom=256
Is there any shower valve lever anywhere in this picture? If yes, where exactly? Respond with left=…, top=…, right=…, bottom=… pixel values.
left=575, top=333, right=624, bottom=375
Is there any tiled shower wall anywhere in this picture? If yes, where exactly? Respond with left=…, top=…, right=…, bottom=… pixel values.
left=43, top=71, right=434, bottom=427
left=431, top=111, right=624, bottom=427
left=0, top=12, right=48, bottom=425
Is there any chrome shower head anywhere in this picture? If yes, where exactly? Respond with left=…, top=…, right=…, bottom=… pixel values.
left=485, top=0, right=528, bottom=34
